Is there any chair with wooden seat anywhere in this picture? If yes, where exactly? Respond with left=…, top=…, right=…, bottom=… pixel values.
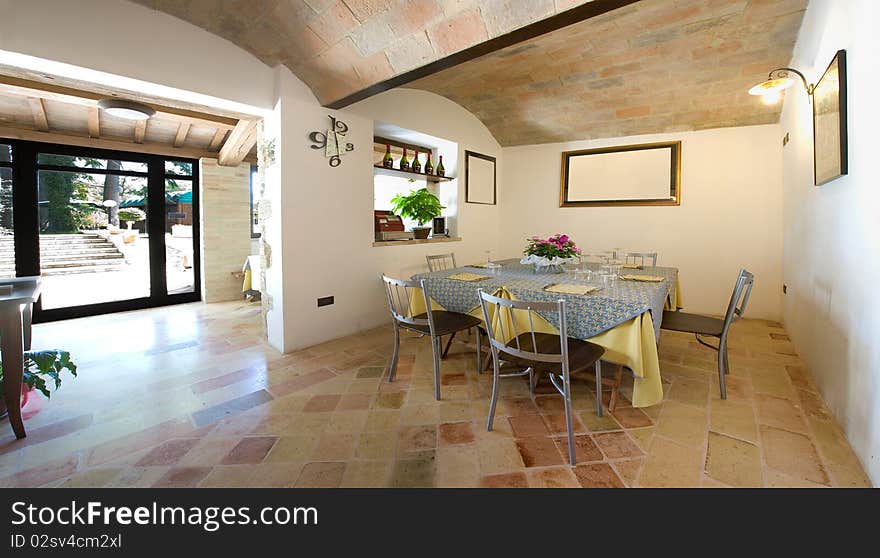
left=381, top=274, right=482, bottom=400
left=623, top=251, right=658, bottom=267
left=478, top=289, right=605, bottom=465
left=426, top=253, right=457, bottom=272
left=661, top=268, right=754, bottom=399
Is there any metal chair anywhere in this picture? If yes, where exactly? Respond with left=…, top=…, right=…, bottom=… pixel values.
left=661, top=269, right=754, bottom=399
left=478, top=289, right=605, bottom=465
left=426, top=253, right=457, bottom=272
left=623, top=252, right=658, bottom=267
left=381, top=274, right=482, bottom=400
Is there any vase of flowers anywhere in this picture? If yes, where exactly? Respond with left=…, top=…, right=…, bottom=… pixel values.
left=521, top=234, right=581, bottom=273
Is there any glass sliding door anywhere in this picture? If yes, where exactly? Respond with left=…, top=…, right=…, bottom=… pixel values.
left=4, top=140, right=200, bottom=321
left=0, top=143, right=12, bottom=279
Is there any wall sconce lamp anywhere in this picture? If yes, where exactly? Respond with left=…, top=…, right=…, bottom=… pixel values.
left=748, top=68, right=814, bottom=105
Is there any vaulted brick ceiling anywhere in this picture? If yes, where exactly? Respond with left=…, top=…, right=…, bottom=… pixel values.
left=132, top=0, right=807, bottom=146
left=131, top=0, right=602, bottom=105
left=409, top=0, right=808, bottom=145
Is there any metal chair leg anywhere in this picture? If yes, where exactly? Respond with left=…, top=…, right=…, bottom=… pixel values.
left=722, top=339, right=730, bottom=375
left=563, top=373, right=576, bottom=465
left=528, top=367, right=536, bottom=396
left=717, top=344, right=727, bottom=399
left=432, top=336, right=442, bottom=400
left=441, top=331, right=456, bottom=358
left=609, top=364, right=623, bottom=412
left=389, top=322, right=400, bottom=382
left=594, top=361, right=603, bottom=417
left=475, top=327, right=482, bottom=373
left=486, top=348, right=501, bottom=431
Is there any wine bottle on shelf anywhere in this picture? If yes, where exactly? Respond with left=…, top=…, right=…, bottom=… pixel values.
left=436, top=155, right=445, bottom=177
left=399, top=148, right=410, bottom=171
left=382, top=144, right=393, bottom=168
left=411, top=151, right=421, bottom=173
left=424, top=152, right=434, bottom=175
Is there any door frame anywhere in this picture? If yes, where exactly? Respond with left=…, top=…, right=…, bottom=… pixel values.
left=3, top=138, right=201, bottom=322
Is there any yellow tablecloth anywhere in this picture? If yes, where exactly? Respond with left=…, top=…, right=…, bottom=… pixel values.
left=409, top=285, right=666, bottom=407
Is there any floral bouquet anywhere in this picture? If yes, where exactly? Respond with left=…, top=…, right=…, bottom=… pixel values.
left=521, top=234, right=581, bottom=269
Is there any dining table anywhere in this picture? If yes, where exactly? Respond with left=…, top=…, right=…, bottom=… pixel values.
left=411, top=260, right=682, bottom=407
left=0, top=276, right=42, bottom=439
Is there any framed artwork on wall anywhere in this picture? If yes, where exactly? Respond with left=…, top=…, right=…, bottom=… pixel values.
left=559, top=141, right=681, bottom=207
left=465, top=150, right=496, bottom=205
left=813, top=49, right=848, bottom=186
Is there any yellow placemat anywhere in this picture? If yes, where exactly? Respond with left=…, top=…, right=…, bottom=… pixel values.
left=447, top=272, right=490, bottom=282
left=622, top=264, right=642, bottom=269
left=544, top=283, right=599, bottom=295
left=621, top=274, right=664, bottom=282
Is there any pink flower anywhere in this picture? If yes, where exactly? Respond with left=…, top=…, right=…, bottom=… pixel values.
left=558, top=235, right=569, bottom=244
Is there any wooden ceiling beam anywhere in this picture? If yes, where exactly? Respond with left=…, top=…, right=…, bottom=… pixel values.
left=217, top=119, right=258, bottom=166
left=173, top=122, right=191, bottom=148
left=87, top=107, right=100, bottom=138
left=208, top=128, right=227, bottom=151
left=134, top=119, right=146, bottom=144
left=0, top=124, right=255, bottom=163
left=27, top=97, right=49, bottom=132
left=0, top=74, right=240, bottom=130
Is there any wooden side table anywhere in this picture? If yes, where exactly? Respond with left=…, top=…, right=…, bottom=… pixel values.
left=0, top=276, right=41, bottom=439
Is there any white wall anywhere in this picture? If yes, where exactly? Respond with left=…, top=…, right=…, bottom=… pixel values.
left=500, top=125, right=784, bottom=319
left=780, top=0, right=880, bottom=484
left=0, top=0, right=276, bottom=111
left=261, top=85, right=503, bottom=352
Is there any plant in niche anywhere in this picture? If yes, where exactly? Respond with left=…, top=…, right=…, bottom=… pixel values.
left=390, top=188, right=444, bottom=228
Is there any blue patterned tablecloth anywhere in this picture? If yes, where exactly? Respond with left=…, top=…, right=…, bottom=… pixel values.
left=413, top=260, right=678, bottom=340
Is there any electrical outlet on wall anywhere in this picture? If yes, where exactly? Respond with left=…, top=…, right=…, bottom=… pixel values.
left=317, top=296, right=334, bottom=307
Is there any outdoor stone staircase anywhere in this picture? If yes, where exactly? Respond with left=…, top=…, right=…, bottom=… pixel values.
left=0, top=234, right=13, bottom=277
left=38, top=233, right=126, bottom=276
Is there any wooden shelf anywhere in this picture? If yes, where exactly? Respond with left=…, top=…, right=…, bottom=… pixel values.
left=372, top=236, right=462, bottom=247
left=373, top=164, right=453, bottom=183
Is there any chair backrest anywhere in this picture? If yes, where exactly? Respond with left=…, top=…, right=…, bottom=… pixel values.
left=477, top=288, right=568, bottom=366
left=381, top=274, right=433, bottom=331
left=624, top=252, right=658, bottom=267
left=721, top=269, right=755, bottom=336
left=426, top=253, right=457, bottom=272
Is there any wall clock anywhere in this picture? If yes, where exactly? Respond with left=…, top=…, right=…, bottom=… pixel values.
left=309, top=115, right=355, bottom=167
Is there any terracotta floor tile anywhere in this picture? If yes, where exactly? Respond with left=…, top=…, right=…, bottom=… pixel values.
left=515, top=437, right=564, bottom=467
left=390, top=454, right=435, bottom=487
left=593, top=432, right=643, bottom=459
left=480, top=471, right=529, bottom=488
left=508, top=415, right=551, bottom=437
left=541, top=412, right=586, bottom=435
left=756, top=394, right=808, bottom=433
left=710, top=400, right=757, bottom=443
left=553, top=434, right=603, bottom=464
left=303, top=394, right=342, bottom=412
left=573, top=463, right=625, bottom=488
left=526, top=467, right=580, bottom=488
left=220, top=436, right=278, bottom=465
left=705, top=432, right=762, bottom=487
left=295, top=462, right=346, bottom=488
left=153, top=467, right=212, bottom=488
left=13, top=305, right=867, bottom=490
left=759, top=425, right=829, bottom=485
left=399, top=426, right=437, bottom=452
left=439, top=422, right=476, bottom=446
left=135, top=439, right=200, bottom=467
left=578, top=410, right=622, bottom=432
left=610, top=406, right=653, bottom=428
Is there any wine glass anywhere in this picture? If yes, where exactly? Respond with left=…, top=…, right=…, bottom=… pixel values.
left=484, top=250, right=501, bottom=272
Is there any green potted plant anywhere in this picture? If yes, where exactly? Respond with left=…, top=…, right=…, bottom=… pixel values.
left=117, top=207, right=145, bottom=244
left=390, top=188, right=445, bottom=239
left=0, top=350, right=77, bottom=419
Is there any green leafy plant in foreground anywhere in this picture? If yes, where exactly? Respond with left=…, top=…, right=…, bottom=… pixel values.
left=0, top=350, right=78, bottom=399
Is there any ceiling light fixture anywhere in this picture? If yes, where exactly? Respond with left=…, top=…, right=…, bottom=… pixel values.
left=97, top=98, right=156, bottom=120
left=748, top=68, right=814, bottom=103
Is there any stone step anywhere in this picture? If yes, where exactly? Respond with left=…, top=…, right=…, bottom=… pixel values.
left=40, top=265, right=128, bottom=276
left=41, top=253, right=125, bottom=262
left=41, top=258, right=126, bottom=268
